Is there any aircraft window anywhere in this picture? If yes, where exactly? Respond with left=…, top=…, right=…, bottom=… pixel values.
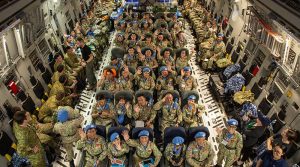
left=38, top=39, right=50, bottom=57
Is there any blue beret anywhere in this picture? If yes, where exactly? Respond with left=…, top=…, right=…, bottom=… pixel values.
left=159, top=66, right=168, bottom=72
left=138, top=130, right=149, bottom=137
left=57, top=109, right=68, bottom=123
left=84, top=124, right=97, bottom=133
left=258, top=112, right=271, bottom=126
left=188, top=95, right=197, bottom=100
left=143, top=67, right=151, bottom=73
left=172, top=136, right=184, bottom=145
left=183, top=66, right=191, bottom=72
left=119, top=20, right=126, bottom=24
left=110, top=132, right=120, bottom=142
left=194, top=132, right=206, bottom=138
left=218, top=33, right=224, bottom=37
left=227, top=119, right=238, bottom=126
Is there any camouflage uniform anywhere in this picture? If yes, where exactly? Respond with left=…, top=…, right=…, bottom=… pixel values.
left=182, top=104, right=205, bottom=128
left=132, top=104, right=156, bottom=127
left=124, top=54, right=138, bottom=69
left=141, top=57, right=158, bottom=70
left=156, top=74, right=176, bottom=92
left=98, top=78, right=118, bottom=92
left=175, top=57, right=189, bottom=72
left=153, top=100, right=182, bottom=131
left=49, top=81, right=68, bottom=97
left=134, top=74, right=156, bottom=91
left=125, top=139, right=162, bottom=167
left=216, top=129, right=243, bottom=167
left=138, top=41, right=156, bottom=52
left=158, top=57, right=176, bottom=70
left=177, top=75, right=197, bottom=92
left=64, top=52, right=82, bottom=72
left=204, top=41, right=226, bottom=69
left=164, top=143, right=186, bottom=167
left=92, top=103, right=116, bottom=126
left=54, top=61, right=72, bottom=74
left=38, top=95, right=58, bottom=123
left=107, top=141, right=130, bottom=165
left=28, top=115, right=54, bottom=145
left=76, top=135, right=107, bottom=167
left=53, top=111, right=83, bottom=162
left=115, top=103, right=133, bottom=127
left=186, top=140, right=214, bottom=167
left=13, top=123, right=46, bottom=167
left=117, top=74, right=134, bottom=91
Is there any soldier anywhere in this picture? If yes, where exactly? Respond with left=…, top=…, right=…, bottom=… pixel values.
left=53, top=54, right=77, bottom=77
left=115, top=20, right=127, bottom=33
left=51, top=64, right=76, bottom=86
left=107, top=132, right=130, bottom=166
left=13, top=111, right=46, bottom=167
left=156, top=66, right=176, bottom=94
left=126, top=20, right=142, bottom=37
left=215, top=119, right=243, bottom=167
left=110, top=56, right=123, bottom=72
left=122, top=130, right=162, bottom=167
left=203, top=33, right=226, bottom=70
left=182, top=95, right=205, bottom=128
left=117, top=67, right=134, bottom=91
left=114, top=33, right=126, bottom=50
left=132, top=94, right=156, bottom=128
left=175, top=48, right=190, bottom=72
left=186, top=131, right=214, bottom=167
left=155, top=33, right=172, bottom=49
left=77, top=124, right=107, bottom=167
left=124, top=47, right=138, bottom=69
left=140, top=21, right=154, bottom=35
left=137, top=48, right=158, bottom=71
left=97, top=69, right=118, bottom=92
left=64, top=46, right=84, bottom=73
left=53, top=108, right=84, bottom=167
left=115, top=96, right=133, bottom=128
left=49, top=75, right=76, bottom=99
left=164, top=136, right=186, bottom=167
left=91, top=94, right=115, bottom=127
left=177, top=66, right=197, bottom=92
left=153, top=93, right=182, bottom=132
left=174, top=31, right=187, bottom=49
left=126, top=33, right=139, bottom=49
left=154, top=22, right=171, bottom=39
left=134, top=67, right=156, bottom=91
left=157, top=48, right=176, bottom=71
left=137, top=33, right=156, bottom=52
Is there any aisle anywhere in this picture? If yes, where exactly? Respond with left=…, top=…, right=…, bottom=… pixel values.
left=184, top=21, right=227, bottom=163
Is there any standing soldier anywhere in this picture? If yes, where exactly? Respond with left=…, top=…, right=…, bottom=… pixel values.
left=153, top=93, right=182, bottom=132
left=13, top=111, right=46, bottom=167
left=215, top=119, right=243, bottom=167
left=182, top=95, right=205, bottom=128
left=132, top=93, right=156, bottom=128
left=77, top=124, right=108, bottom=167
left=186, top=131, right=215, bottom=167
left=107, top=132, right=130, bottom=166
left=92, top=94, right=115, bottom=127
left=122, top=130, right=162, bottom=167
left=164, top=136, right=186, bottom=167
left=177, top=66, right=197, bottom=92
left=134, top=67, right=156, bottom=91
left=53, top=108, right=84, bottom=167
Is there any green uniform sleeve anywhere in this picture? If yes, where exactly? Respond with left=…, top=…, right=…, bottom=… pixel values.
left=109, top=142, right=130, bottom=159
left=98, top=139, right=108, bottom=161
left=151, top=142, right=162, bottom=166
left=235, top=133, right=243, bottom=158
left=176, top=108, right=182, bottom=123
left=149, top=109, right=157, bottom=123
left=126, top=104, right=133, bottom=119
left=125, top=139, right=140, bottom=148
left=76, top=139, right=86, bottom=150
left=164, top=144, right=173, bottom=162
left=186, top=143, right=199, bottom=167
left=206, top=144, right=215, bottom=167
left=153, top=100, right=163, bottom=111
left=182, top=108, right=194, bottom=124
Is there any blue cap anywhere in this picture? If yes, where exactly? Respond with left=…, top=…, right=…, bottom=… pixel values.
left=143, top=67, right=151, bottom=73
left=183, top=66, right=191, bottom=72
left=138, top=130, right=149, bottom=137
left=172, top=136, right=184, bottom=145
left=258, top=112, right=271, bottom=126
left=84, top=124, right=97, bottom=133
left=188, top=95, right=197, bottom=100
left=119, top=20, right=126, bottom=24
left=57, top=109, right=68, bottom=123
left=159, top=66, right=168, bottom=72
left=110, top=132, right=120, bottom=142
left=218, top=33, right=224, bottom=37
left=227, top=119, right=238, bottom=126
left=194, top=132, right=206, bottom=138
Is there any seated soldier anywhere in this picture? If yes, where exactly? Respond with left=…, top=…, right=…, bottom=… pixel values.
left=137, top=48, right=158, bottom=71
left=174, top=31, right=187, bottom=49
left=182, top=95, right=205, bottom=128
left=153, top=93, right=182, bottom=132
left=140, top=21, right=154, bottom=35
left=132, top=94, right=156, bottom=128
left=115, top=19, right=127, bottom=33
left=134, top=67, right=155, bottom=91
left=175, top=48, right=190, bottom=72
left=137, top=33, right=156, bottom=52
left=154, top=22, right=171, bottom=39
left=156, top=66, right=176, bottom=94
left=117, top=67, right=134, bottom=91
left=115, top=96, right=133, bottom=128
left=157, top=48, right=176, bottom=72
left=53, top=109, right=83, bottom=167
left=49, top=75, right=77, bottom=104
left=92, top=94, right=115, bottom=127
left=155, top=33, right=172, bottom=49
left=122, top=130, right=162, bottom=167
left=64, top=46, right=84, bottom=73
left=97, top=69, right=118, bottom=92
left=177, top=66, right=197, bottom=92
left=108, top=132, right=130, bottom=166
left=110, top=56, right=123, bottom=72
left=114, top=33, right=126, bottom=50
left=126, top=33, right=139, bottom=49
left=126, top=20, right=142, bottom=37
left=186, top=132, right=215, bottom=167
left=77, top=124, right=107, bottom=167
left=124, top=47, right=138, bottom=69
left=164, top=136, right=186, bottom=167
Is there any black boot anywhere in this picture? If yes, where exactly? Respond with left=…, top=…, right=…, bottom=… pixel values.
left=69, top=160, right=75, bottom=167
